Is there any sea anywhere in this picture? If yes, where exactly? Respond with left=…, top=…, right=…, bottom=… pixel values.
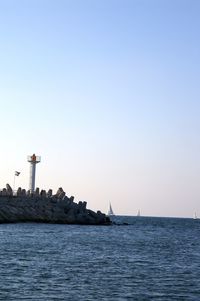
left=0, top=216, right=200, bottom=301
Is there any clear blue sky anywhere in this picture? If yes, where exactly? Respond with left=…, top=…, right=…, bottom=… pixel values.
left=0, top=0, right=200, bottom=217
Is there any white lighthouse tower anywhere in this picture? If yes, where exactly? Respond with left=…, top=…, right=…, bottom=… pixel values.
left=27, top=154, right=41, bottom=192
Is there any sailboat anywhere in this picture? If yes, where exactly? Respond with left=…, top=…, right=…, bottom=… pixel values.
left=137, top=209, right=141, bottom=217
left=108, top=202, right=114, bottom=216
left=193, top=212, right=198, bottom=219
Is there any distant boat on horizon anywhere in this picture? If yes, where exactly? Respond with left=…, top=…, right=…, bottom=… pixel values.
left=193, top=212, right=198, bottom=219
left=137, top=209, right=141, bottom=217
left=107, top=202, right=114, bottom=216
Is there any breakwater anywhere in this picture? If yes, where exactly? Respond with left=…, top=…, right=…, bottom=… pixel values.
left=0, top=184, right=111, bottom=225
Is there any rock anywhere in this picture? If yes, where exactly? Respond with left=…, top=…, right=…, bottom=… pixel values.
left=47, top=189, right=52, bottom=198
left=40, top=190, right=46, bottom=198
left=17, top=187, right=22, bottom=196
left=35, top=188, right=40, bottom=197
left=56, top=187, right=64, bottom=198
left=76, top=212, right=95, bottom=224
left=6, top=184, right=13, bottom=196
left=0, top=187, right=111, bottom=225
left=2, top=188, right=7, bottom=196
left=21, top=189, right=26, bottom=197
left=78, top=201, right=87, bottom=212
left=69, top=196, right=74, bottom=202
left=58, top=191, right=65, bottom=199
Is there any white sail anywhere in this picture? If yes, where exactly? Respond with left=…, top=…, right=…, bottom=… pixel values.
left=108, top=203, right=114, bottom=216
left=137, top=209, right=141, bottom=217
left=193, top=212, right=198, bottom=219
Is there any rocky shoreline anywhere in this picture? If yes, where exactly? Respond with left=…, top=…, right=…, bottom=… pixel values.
left=0, top=184, right=111, bottom=225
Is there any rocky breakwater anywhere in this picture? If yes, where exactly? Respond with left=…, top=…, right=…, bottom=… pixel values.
left=0, top=184, right=111, bottom=225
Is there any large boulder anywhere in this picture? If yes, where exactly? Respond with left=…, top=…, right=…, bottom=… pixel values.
left=6, top=184, right=13, bottom=196
left=17, top=187, right=22, bottom=196
left=47, top=189, right=52, bottom=198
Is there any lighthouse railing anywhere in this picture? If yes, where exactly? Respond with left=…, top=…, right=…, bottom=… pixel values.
left=27, top=156, right=41, bottom=162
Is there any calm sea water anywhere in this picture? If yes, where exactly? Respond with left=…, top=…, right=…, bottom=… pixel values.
left=0, top=216, right=200, bottom=300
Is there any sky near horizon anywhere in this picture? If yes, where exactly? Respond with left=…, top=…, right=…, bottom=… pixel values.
left=0, top=0, right=200, bottom=217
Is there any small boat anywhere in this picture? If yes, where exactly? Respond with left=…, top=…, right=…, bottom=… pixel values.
left=137, top=209, right=141, bottom=217
left=108, top=202, right=114, bottom=216
left=193, top=212, right=198, bottom=219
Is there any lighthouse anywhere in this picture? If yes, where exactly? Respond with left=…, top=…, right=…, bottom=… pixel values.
left=27, top=154, right=41, bottom=192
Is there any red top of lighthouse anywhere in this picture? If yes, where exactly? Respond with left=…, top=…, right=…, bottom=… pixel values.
left=27, top=154, right=41, bottom=163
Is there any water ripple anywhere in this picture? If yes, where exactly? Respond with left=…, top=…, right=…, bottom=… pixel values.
left=0, top=218, right=199, bottom=300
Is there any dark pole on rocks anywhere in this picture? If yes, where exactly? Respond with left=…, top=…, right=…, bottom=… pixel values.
left=13, top=171, right=20, bottom=193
